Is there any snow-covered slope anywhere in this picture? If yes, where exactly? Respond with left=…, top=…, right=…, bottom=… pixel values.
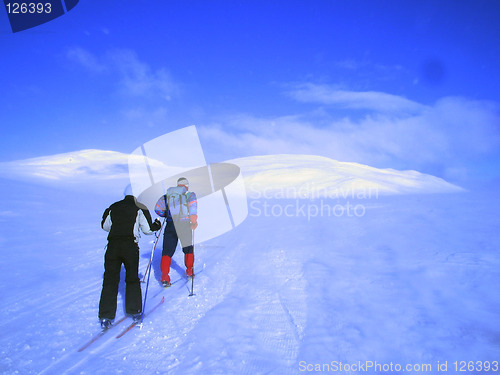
left=0, top=150, right=133, bottom=194
left=0, top=174, right=498, bottom=374
left=0, top=150, right=463, bottom=196
left=231, top=154, right=463, bottom=197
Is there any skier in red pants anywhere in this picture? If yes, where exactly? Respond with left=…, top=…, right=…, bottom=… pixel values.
left=154, top=177, right=198, bottom=287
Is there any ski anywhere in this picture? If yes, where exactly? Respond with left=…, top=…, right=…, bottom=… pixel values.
left=116, top=296, right=165, bottom=339
left=150, top=277, right=185, bottom=299
left=77, top=314, right=129, bottom=352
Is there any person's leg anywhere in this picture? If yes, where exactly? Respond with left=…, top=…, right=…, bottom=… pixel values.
left=123, top=241, right=142, bottom=316
left=98, top=242, right=122, bottom=320
left=179, top=222, right=194, bottom=277
left=161, top=221, right=178, bottom=283
left=184, top=252, right=194, bottom=277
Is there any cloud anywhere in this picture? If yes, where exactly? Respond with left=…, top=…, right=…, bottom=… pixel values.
left=66, top=47, right=106, bottom=73
left=287, top=83, right=427, bottom=114
left=198, top=91, right=500, bottom=182
left=66, top=47, right=178, bottom=101
left=107, top=49, right=177, bottom=100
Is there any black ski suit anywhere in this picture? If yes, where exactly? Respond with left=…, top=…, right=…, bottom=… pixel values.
left=98, top=195, right=159, bottom=320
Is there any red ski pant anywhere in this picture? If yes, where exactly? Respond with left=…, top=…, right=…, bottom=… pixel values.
left=161, top=220, right=194, bottom=282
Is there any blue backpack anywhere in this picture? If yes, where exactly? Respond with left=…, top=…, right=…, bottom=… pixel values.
left=166, top=186, right=190, bottom=218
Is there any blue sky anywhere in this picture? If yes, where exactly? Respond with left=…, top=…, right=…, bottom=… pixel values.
left=1, top=0, right=499, bottom=183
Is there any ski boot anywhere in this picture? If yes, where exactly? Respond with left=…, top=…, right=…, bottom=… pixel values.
left=100, top=318, right=113, bottom=330
left=162, top=280, right=172, bottom=288
left=132, top=313, right=142, bottom=323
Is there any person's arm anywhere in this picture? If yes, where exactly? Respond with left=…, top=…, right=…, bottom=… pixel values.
left=154, top=195, right=167, bottom=217
left=138, top=209, right=161, bottom=234
left=188, top=192, right=198, bottom=229
left=101, top=208, right=112, bottom=232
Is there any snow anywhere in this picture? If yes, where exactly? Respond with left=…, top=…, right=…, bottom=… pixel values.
left=0, top=151, right=463, bottom=196
left=231, top=154, right=464, bottom=197
left=1, top=153, right=499, bottom=374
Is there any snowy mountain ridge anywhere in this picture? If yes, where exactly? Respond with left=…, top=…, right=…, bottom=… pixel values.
left=0, top=149, right=463, bottom=196
left=229, top=154, right=463, bottom=197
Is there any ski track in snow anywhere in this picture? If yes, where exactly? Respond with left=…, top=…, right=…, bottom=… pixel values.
left=1, top=182, right=500, bottom=374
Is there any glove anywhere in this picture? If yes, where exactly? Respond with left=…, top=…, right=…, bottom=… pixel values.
left=190, top=215, right=198, bottom=230
left=150, top=219, right=162, bottom=231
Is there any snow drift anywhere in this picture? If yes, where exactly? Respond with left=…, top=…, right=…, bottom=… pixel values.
left=0, top=150, right=463, bottom=197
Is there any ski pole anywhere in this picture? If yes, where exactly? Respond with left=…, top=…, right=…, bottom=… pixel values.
left=139, top=218, right=167, bottom=328
left=142, top=218, right=165, bottom=283
left=140, top=245, right=154, bottom=329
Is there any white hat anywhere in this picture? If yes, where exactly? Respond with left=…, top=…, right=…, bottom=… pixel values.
left=177, top=177, right=189, bottom=187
